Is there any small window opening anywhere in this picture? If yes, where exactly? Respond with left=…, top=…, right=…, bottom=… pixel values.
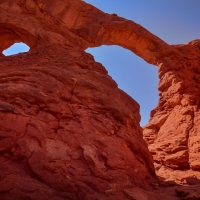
left=3, top=42, right=30, bottom=56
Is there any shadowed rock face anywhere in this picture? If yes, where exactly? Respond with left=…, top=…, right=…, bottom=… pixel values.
left=143, top=41, right=200, bottom=173
left=0, top=0, right=200, bottom=199
left=0, top=1, right=159, bottom=199
left=0, top=46, right=157, bottom=199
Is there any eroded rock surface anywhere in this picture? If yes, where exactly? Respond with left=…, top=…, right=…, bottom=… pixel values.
left=1, top=0, right=200, bottom=199
left=143, top=40, right=200, bottom=176
left=0, top=47, right=157, bottom=199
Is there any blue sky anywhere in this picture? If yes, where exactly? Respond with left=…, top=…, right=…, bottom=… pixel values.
left=3, top=1, right=200, bottom=125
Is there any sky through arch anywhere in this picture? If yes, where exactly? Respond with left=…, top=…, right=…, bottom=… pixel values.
left=84, top=0, right=200, bottom=125
left=3, top=42, right=30, bottom=56
left=86, top=46, right=158, bottom=126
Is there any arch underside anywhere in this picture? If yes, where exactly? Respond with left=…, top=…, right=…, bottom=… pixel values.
left=0, top=0, right=180, bottom=64
left=0, top=23, right=37, bottom=52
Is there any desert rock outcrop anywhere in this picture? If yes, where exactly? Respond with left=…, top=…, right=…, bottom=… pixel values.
left=0, top=0, right=200, bottom=199
left=0, top=45, right=158, bottom=199
left=0, top=0, right=161, bottom=199
left=143, top=40, right=200, bottom=176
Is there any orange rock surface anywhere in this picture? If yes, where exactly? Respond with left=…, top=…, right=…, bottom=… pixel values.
left=143, top=41, right=200, bottom=178
left=0, top=0, right=200, bottom=199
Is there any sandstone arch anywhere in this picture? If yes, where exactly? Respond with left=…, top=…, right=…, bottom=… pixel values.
left=1, top=0, right=200, bottom=199
left=0, top=1, right=159, bottom=199
left=0, top=0, right=178, bottom=63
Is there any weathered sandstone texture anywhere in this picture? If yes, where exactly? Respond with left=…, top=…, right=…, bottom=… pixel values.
left=143, top=40, right=200, bottom=174
left=0, top=46, right=158, bottom=200
left=0, top=0, right=161, bottom=199
left=0, top=0, right=200, bottom=199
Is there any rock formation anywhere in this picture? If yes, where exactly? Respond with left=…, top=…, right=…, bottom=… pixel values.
left=0, top=0, right=200, bottom=199
left=143, top=40, right=200, bottom=182
left=0, top=45, right=158, bottom=200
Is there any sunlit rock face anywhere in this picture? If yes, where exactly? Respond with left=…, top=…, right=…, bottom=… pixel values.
left=0, top=0, right=200, bottom=199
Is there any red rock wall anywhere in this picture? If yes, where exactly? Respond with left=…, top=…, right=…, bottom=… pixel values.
left=0, top=1, right=166, bottom=199
left=0, top=46, right=157, bottom=199
left=144, top=40, right=200, bottom=172
left=1, top=0, right=200, bottom=199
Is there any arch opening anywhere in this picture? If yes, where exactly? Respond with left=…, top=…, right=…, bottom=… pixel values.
left=0, top=24, right=37, bottom=56
left=86, top=45, right=159, bottom=126
left=2, top=42, right=30, bottom=56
